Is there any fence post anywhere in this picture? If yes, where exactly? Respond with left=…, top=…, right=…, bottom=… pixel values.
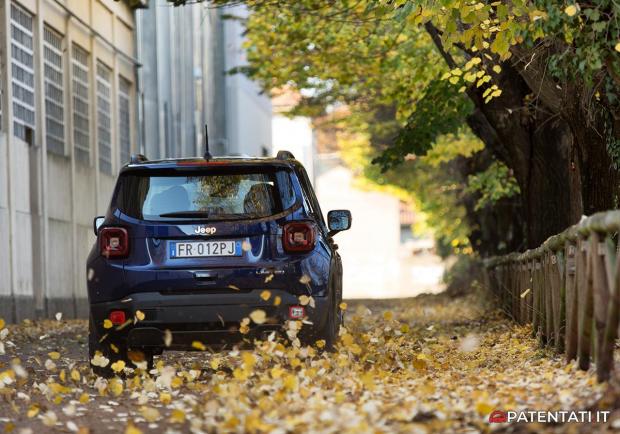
left=577, top=235, right=594, bottom=371
left=599, top=235, right=620, bottom=381
left=565, top=242, right=578, bottom=362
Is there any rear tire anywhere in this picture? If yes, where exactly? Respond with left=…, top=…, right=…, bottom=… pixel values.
left=312, top=290, right=340, bottom=351
left=88, top=316, right=153, bottom=378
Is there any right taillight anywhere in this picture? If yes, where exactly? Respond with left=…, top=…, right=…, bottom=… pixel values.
left=283, top=222, right=315, bottom=253
left=99, top=227, right=129, bottom=258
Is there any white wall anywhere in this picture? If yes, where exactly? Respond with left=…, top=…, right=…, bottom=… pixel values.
left=316, top=165, right=403, bottom=298
left=224, top=5, right=272, bottom=157
left=272, top=114, right=314, bottom=181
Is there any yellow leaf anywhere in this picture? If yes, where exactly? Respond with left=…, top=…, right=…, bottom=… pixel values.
left=170, top=409, right=186, bottom=424
left=210, top=357, right=221, bottom=370
left=135, top=310, right=145, bottom=321
left=125, top=422, right=142, bottom=434
left=449, top=76, right=460, bottom=85
left=615, top=42, right=620, bottom=53
left=192, top=341, right=206, bottom=351
left=48, top=351, right=60, bottom=360
left=228, top=284, right=240, bottom=291
left=298, top=295, right=310, bottom=306
left=249, top=309, right=267, bottom=324
left=283, top=374, right=298, bottom=392
left=140, top=406, right=161, bottom=423
left=383, top=311, right=394, bottom=321
left=111, top=360, right=126, bottom=373
left=273, top=296, right=281, bottom=306
left=159, top=392, right=171, bottom=405
left=492, top=65, right=502, bottom=74
left=339, top=302, right=347, bottom=311
left=103, top=319, right=113, bottom=329
left=0, top=319, right=5, bottom=330
left=79, top=393, right=89, bottom=404
left=109, top=378, right=124, bottom=396
left=316, top=340, right=326, bottom=349
left=260, top=290, right=271, bottom=301
left=564, top=4, right=577, bottom=16
left=27, top=405, right=40, bottom=418
left=71, top=369, right=81, bottom=382
left=476, top=401, right=494, bottom=415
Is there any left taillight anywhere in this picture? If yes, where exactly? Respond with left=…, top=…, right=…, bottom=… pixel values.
left=283, top=222, right=316, bottom=253
left=99, top=227, right=129, bottom=259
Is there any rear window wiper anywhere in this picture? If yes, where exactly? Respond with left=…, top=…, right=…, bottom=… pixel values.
left=158, top=211, right=210, bottom=218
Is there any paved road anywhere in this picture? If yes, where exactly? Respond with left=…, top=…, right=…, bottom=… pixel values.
left=0, top=293, right=610, bottom=433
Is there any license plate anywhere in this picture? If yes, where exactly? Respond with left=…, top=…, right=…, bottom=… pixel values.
left=169, top=240, right=242, bottom=258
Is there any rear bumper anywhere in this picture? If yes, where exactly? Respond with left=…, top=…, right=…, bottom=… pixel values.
left=90, top=290, right=328, bottom=349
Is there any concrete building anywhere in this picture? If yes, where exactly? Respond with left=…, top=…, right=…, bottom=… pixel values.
left=135, top=1, right=272, bottom=159
left=0, top=0, right=273, bottom=322
left=0, top=0, right=143, bottom=322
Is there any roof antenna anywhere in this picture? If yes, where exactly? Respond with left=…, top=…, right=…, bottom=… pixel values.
left=203, top=124, right=212, bottom=160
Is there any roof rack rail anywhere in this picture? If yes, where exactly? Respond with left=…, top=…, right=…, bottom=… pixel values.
left=276, top=150, right=295, bottom=160
left=130, top=154, right=148, bottom=164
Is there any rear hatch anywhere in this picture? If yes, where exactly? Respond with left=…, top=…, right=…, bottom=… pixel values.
left=112, top=163, right=301, bottom=293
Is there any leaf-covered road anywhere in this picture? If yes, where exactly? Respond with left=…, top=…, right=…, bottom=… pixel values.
left=0, top=291, right=610, bottom=433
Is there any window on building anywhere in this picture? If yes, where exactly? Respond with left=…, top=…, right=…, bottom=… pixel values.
left=43, top=26, right=65, bottom=155
left=118, top=76, right=131, bottom=165
left=11, top=3, right=35, bottom=144
left=96, top=61, right=112, bottom=174
left=72, top=44, right=90, bottom=164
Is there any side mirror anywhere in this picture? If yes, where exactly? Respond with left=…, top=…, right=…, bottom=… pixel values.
left=93, top=216, right=105, bottom=235
left=327, top=210, right=352, bottom=236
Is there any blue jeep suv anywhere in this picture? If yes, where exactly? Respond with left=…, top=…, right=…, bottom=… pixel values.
left=87, top=151, right=351, bottom=376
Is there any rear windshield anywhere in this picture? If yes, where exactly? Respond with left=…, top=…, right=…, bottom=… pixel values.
left=114, top=168, right=297, bottom=221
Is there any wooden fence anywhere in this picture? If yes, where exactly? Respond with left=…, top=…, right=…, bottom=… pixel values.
left=484, top=211, right=620, bottom=382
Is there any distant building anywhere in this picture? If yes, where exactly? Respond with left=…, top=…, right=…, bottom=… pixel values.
left=135, top=1, right=272, bottom=159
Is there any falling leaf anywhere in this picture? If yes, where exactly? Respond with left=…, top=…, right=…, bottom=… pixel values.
left=274, top=296, right=282, bottom=306
left=90, top=353, right=110, bottom=368
left=299, top=275, right=311, bottom=284
left=339, top=302, right=348, bottom=311
left=228, top=284, right=241, bottom=291
left=616, top=42, right=620, bottom=52
left=103, top=319, right=113, bottom=329
left=249, top=309, right=267, bottom=324
left=260, top=290, right=271, bottom=301
left=520, top=288, right=531, bottom=298
left=459, top=334, right=480, bottom=352
left=383, top=311, right=394, bottom=321
left=241, top=240, right=252, bottom=251
left=265, top=274, right=274, bottom=283
left=192, top=341, right=206, bottom=351
left=164, top=329, right=173, bottom=347
left=299, top=295, right=310, bottom=306
left=42, top=410, right=58, bottom=427
left=55, top=312, right=63, bottom=321
left=492, top=65, right=502, bottom=74
left=135, top=310, right=145, bottom=321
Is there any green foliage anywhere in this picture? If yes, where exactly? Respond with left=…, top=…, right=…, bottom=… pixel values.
left=466, top=161, right=520, bottom=211
left=372, top=79, right=473, bottom=171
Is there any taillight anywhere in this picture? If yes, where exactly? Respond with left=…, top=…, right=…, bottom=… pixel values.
left=283, top=222, right=315, bottom=253
left=108, top=310, right=126, bottom=325
left=99, top=227, right=129, bottom=258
